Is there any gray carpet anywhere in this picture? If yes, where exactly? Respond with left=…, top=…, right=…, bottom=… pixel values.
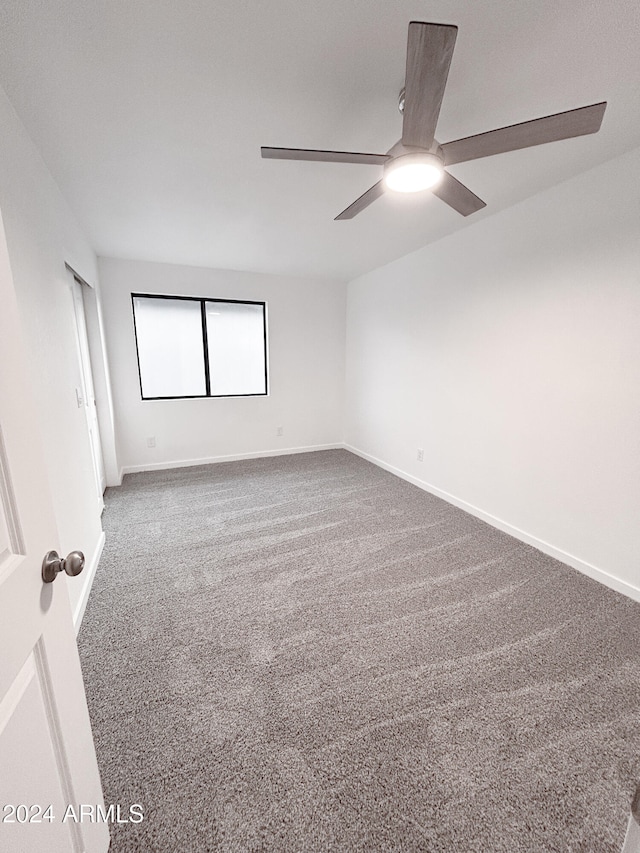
left=78, top=449, right=640, bottom=852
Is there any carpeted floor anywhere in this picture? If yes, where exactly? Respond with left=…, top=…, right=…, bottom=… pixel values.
left=78, top=449, right=640, bottom=852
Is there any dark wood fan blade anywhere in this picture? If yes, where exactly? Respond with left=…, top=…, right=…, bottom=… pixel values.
left=335, top=181, right=385, bottom=220
left=442, top=102, right=607, bottom=166
left=432, top=171, right=486, bottom=216
left=402, top=22, right=458, bottom=150
left=261, top=147, right=389, bottom=165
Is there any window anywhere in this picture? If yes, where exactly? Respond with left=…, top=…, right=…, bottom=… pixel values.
left=131, top=294, right=268, bottom=399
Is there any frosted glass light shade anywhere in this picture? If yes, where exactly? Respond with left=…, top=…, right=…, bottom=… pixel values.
left=384, top=152, right=444, bottom=193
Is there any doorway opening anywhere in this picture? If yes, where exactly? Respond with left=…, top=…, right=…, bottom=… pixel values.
left=69, top=273, right=106, bottom=504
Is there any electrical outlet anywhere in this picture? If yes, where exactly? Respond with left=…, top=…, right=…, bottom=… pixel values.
left=147, top=436, right=156, bottom=448
left=276, top=426, right=284, bottom=437
left=417, top=448, right=424, bottom=462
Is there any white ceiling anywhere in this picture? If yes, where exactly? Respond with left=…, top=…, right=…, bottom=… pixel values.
left=0, top=0, right=639, bottom=281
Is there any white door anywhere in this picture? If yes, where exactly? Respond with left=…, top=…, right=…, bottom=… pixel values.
left=70, top=277, right=106, bottom=501
left=0, top=212, right=109, bottom=853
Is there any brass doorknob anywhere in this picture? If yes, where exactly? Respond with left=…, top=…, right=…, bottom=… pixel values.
left=42, top=550, right=85, bottom=583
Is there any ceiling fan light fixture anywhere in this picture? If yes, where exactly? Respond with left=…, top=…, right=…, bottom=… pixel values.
left=262, top=20, right=606, bottom=220
left=383, top=152, right=444, bottom=193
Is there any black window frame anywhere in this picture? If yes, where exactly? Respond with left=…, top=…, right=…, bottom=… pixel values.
left=131, top=292, right=268, bottom=401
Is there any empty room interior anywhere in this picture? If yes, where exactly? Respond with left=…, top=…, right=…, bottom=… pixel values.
left=1, top=1, right=640, bottom=851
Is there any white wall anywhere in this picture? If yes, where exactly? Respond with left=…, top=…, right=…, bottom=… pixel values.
left=0, top=85, right=113, bottom=624
left=345, top=146, right=640, bottom=599
left=98, top=257, right=346, bottom=472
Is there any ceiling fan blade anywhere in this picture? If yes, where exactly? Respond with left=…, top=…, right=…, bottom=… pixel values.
left=432, top=171, right=486, bottom=216
left=261, top=147, right=389, bottom=165
left=442, top=102, right=607, bottom=166
left=402, top=22, right=458, bottom=150
left=335, top=181, right=385, bottom=220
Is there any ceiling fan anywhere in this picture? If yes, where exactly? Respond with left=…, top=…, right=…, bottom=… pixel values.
left=261, top=22, right=606, bottom=220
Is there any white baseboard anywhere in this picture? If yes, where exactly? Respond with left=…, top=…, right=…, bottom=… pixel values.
left=344, top=444, right=640, bottom=604
left=73, top=530, right=105, bottom=634
left=120, top=443, right=343, bottom=476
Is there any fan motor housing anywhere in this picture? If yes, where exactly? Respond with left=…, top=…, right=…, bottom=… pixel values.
left=385, top=151, right=443, bottom=170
